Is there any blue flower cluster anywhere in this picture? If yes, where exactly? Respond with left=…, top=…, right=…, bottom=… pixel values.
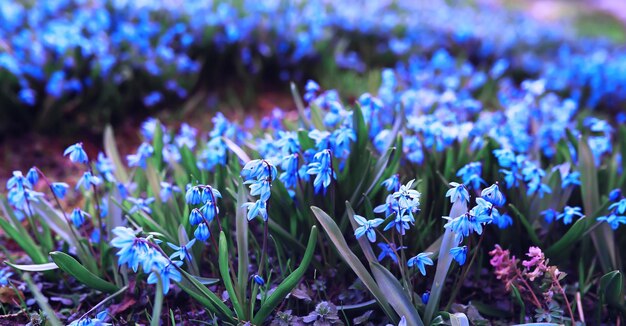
left=186, top=185, right=222, bottom=241
left=443, top=182, right=510, bottom=265
left=111, top=227, right=184, bottom=295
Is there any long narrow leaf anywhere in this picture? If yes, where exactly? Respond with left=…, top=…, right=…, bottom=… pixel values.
left=252, top=226, right=318, bottom=324
left=50, top=252, right=119, bottom=293
left=370, top=262, right=423, bottom=325
left=311, top=206, right=398, bottom=323
left=218, top=231, right=244, bottom=319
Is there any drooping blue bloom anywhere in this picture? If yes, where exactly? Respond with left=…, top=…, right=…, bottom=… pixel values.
left=76, top=171, right=102, bottom=191
left=0, top=269, right=12, bottom=287
left=280, top=154, right=300, bottom=189
left=541, top=209, right=558, bottom=224
left=50, top=182, right=69, bottom=199
left=456, top=162, right=484, bottom=189
left=70, top=208, right=88, bottom=228
left=492, top=211, right=513, bottom=229
left=421, top=291, right=430, bottom=305
left=609, top=189, right=622, bottom=202
left=381, top=174, right=400, bottom=192
left=243, top=200, right=268, bottom=221
left=159, top=182, right=181, bottom=202
left=353, top=215, right=384, bottom=242
left=481, top=183, right=506, bottom=206
left=185, top=185, right=203, bottom=205
left=373, top=194, right=399, bottom=218
left=307, top=149, right=335, bottom=194
left=194, top=222, right=210, bottom=241
left=245, top=178, right=272, bottom=202
left=562, top=171, right=580, bottom=188
left=7, top=171, right=31, bottom=191
left=167, top=239, right=196, bottom=262
left=408, top=252, right=434, bottom=276
left=189, top=208, right=203, bottom=226
left=252, top=274, right=265, bottom=286
left=64, top=142, right=89, bottom=164
left=127, top=143, right=154, bottom=168
left=241, top=159, right=267, bottom=180
left=303, top=80, right=320, bottom=102
left=96, top=153, right=116, bottom=182
left=609, top=199, right=626, bottom=215
left=446, top=182, right=470, bottom=204
left=127, top=197, right=155, bottom=215
left=25, top=168, right=38, bottom=186
left=111, top=227, right=144, bottom=272
left=558, top=206, right=584, bottom=225
left=450, top=246, right=468, bottom=265
left=146, top=258, right=182, bottom=295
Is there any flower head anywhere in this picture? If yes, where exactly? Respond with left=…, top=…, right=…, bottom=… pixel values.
left=64, top=142, right=89, bottom=164
left=353, top=214, right=384, bottom=242
left=407, top=252, right=434, bottom=276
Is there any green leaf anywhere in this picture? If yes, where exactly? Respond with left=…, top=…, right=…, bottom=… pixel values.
left=104, top=125, right=129, bottom=183
left=252, top=226, right=318, bottom=324
left=425, top=200, right=468, bottom=324
left=579, top=136, right=618, bottom=272
left=22, top=273, right=62, bottom=326
left=290, top=82, right=311, bottom=129
left=50, top=252, right=119, bottom=293
left=0, top=218, right=47, bottom=264
left=311, top=206, right=398, bottom=323
left=370, top=262, right=424, bottom=326
left=235, top=184, right=250, bottom=316
left=218, top=231, right=244, bottom=319
left=599, top=270, right=624, bottom=307
left=5, top=261, right=58, bottom=272
left=177, top=269, right=235, bottom=323
left=508, top=204, right=541, bottom=245
left=151, top=274, right=164, bottom=326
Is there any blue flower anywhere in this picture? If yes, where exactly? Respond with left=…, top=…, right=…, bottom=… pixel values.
left=241, top=159, right=267, bottom=180
left=450, top=246, right=468, bottom=265
left=381, top=175, right=400, bottom=192
left=111, top=227, right=144, bottom=272
left=185, top=186, right=203, bottom=205
left=0, top=269, right=13, bottom=286
left=127, top=197, right=155, bottom=214
left=609, top=199, right=626, bottom=215
left=68, top=310, right=110, bottom=326
left=167, top=239, right=196, bottom=262
left=541, top=209, right=558, bottom=224
left=252, top=274, right=265, bottom=286
left=189, top=208, right=203, bottom=225
left=562, top=171, right=580, bottom=188
left=194, top=222, right=210, bottom=241
left=492, top=211, right=513, bottom=229
left=373, top=194, right=399, bottom=218
left=280, top=154, right=300, bottom=189
left=421, top=291, right=430, bottom=305
left=383, top=211, right=413, bottom=235
left=307, top=149, right=335, bottom=194
left=26, top=168, right=38, bottom=186
left=70, top=208, right=88, bottom=228
left=6, top=171, right=30, bottom=191
left=243, top=200, right=268, bottom=221
left=609, top=189, right=622, bottom=202
left=50, top=182, right=69, bottom=199
left=597, top=213, right=626, bottom=230
left=392, top=179, right=420, bottom=211
left=64, top=143, right=89, bottom=164
left=446, top=182, right=470, bottom=204
left=96, top=153, right=116, bottom=182
left=147, top=258, right=182, bottom=295
left=408, top=252, right=434, bottom=276
left=76, top=171, right=102, bottom=191
left=127, top=143, right=154, bottom=168
left=481, top=184, right=506, bottom=206
left=558, top=206, right=584, bottom=225
left=160, top=182, right=181, bottom=202
left=377, top=243, right=405, bottom=263
left=353, top=215, right=384, bottom=242
left=457, top=162, right=484, bottom=189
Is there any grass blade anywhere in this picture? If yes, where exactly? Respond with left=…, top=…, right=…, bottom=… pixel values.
left=50, top=251, right=119, bottom=293
left=370, top=262, right=424, bottom=325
